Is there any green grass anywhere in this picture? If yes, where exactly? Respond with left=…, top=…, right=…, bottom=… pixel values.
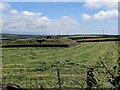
left=2, top=42, right=119, bottom=88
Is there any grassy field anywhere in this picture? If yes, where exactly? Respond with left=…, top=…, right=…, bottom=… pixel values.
left=2, top=41, right=119, bottom=88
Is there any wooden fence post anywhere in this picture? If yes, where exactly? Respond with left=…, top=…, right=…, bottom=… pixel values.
left=57, top=69, right=61, bottom=90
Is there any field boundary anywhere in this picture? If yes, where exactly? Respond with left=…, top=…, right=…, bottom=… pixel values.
left=1, top=44, right=69, bottom=48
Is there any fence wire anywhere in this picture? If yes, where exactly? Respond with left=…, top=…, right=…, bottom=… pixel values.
left=1, top=67, right=116, bottom=88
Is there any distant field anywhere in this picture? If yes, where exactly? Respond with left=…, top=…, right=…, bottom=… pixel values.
left=1, top=38, right=78, bottom=47
left=2, top=41, right=119, bottom=88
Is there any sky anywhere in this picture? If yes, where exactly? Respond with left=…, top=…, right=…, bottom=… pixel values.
left=0, top=0, right=119, bottom=35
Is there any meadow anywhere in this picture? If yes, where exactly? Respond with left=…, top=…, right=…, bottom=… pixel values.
left=2, top=41, right=119, bottom=88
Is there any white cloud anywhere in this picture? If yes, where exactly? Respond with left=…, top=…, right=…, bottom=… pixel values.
left=22, top=11, right=42, bottom=16
left=2, top=11, right=80, bottom=35
left=84, top=0, right=118, bottom=9
left=2, top=15, right=80, bottom=35
left=9, top=9, right=18, bottom=14
left=1, top=3, right=80, bottom=35
left=82, top=9, right=118, bottom=21
left=81, top=14, right=91, bottom=21
left=38, top=16, right=50, bottom=21
left=22, top=11, right=35, bottom=16
left=85, top=0, right=119, bottom=3
left=84, top=2, right=118, bottom=10
left=82, top=0, right=118, bottom=21
left=93, top=9, right=118, bottom=20
left=0, top=3, right=12, bottom=11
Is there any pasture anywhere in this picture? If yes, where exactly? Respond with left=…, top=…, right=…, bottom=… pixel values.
left=1, top=41, right=119, bottom=88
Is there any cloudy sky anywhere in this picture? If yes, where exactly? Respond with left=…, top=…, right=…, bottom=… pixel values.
left=0, top=0, right=119, bottom=35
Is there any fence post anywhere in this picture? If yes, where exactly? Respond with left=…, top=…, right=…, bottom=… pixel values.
left=86, top=68, right=97, bottom=90
left=57, top=69, right=61, bottom=90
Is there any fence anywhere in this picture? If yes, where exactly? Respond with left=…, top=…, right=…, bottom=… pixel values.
left=2, top=67, right=116, bottom=89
